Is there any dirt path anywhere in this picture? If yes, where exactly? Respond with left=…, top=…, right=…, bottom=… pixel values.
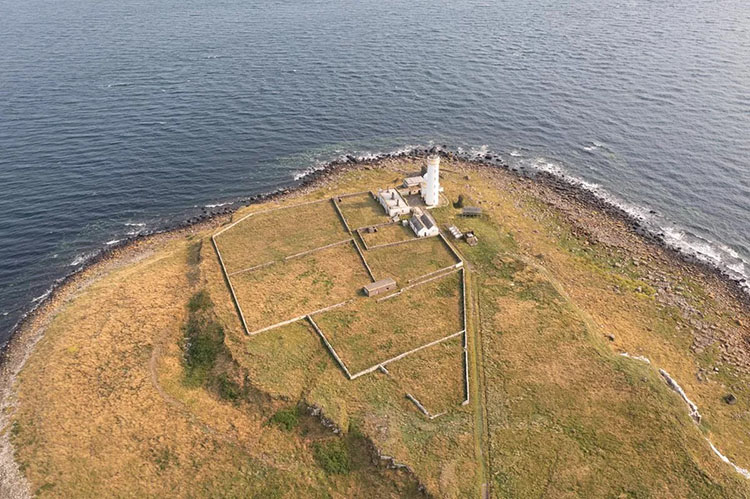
left=465, top=269, right=492, bottom=498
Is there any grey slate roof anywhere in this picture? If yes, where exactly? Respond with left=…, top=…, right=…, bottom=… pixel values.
left=410, top=214, right=425, bottom=232
left=420, top=213, right=436, bottom=229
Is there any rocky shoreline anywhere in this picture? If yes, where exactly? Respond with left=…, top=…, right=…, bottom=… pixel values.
left=3, top=145, right=748, bottom=370
left=1, top=147, right=748, bottom=497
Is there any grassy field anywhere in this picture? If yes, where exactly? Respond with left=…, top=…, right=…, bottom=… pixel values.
left=315, top=272, right=463, bottom=374
left=215, top=200, right=348, bottom=274
left=9, top=157, right=750, bottom=498
left=387, top=335, right=466, bottom=416
left=230, top=242, right=370, bottom=332
left=365, top=235, right=460, bottom=283
left=477, top=257, right=750, bottom=497
left=335, top=193, right=390, bottom=229
left=360, top=222, right=416, bottom=248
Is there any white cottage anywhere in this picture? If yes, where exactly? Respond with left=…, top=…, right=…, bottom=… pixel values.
left=408, top=209, right=439, bottom=238
left=377, top=188, right=410, bottom=217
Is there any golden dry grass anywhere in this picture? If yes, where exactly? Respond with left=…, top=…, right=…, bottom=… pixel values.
left=315, top=272, right=463, bottom=374
left=335, top=192, right=390, bottom=229
left=215, top=200, right=348, bottom=273
left=360, top=222, right=416, bottom=248
left=387, top=335, right=465, bottom=415
left=365, top=235, right=459, bottom=283
left=230, top=242, right=370, bottom=332
left=11, top=157, right=750, bottom=498
left=9, top=234, right=424, bottom=497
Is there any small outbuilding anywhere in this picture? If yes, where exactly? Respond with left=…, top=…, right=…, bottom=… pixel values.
left=401, top=176, right=424, bottom=195
left=363, top=278, right=397, bottom=297
left=408, top=209, right=439, bottom=238
left=461, top=206, right=482, bottom=217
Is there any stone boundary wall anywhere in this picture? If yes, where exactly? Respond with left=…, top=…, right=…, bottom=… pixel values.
left=307, top=315, right=353, bottom=379
left=227, top=259, right=276, bottom=277
left=332, top=190, right=371, bottom=200
left=355, top=229, right=370, bottom=251
left=376, top=267, right=460, bottom=303
left=405, top=393, right=446, bottom=420
left=330, top=197, right=352, bottom=233
left=349, top=330, right=465, bottom=380
left=438, top=232, right=464, bottom=265
left=351, top=237, right=376, bottom=282
left=406, top=262, right=463, bottom=285
left=213, top=197, right=330, bottom=238
left=211, top=235, right=251, bottom=335
left=356, top=221, right=406, bottom=251
left=283, top=237, right=352, bottom=261
left=366, top=233, right=423, bottom=251
left=461, top=268, right=470, bottom=405
left=246, top=299, right=352, bottom=336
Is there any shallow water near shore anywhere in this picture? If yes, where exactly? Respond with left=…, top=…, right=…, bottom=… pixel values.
left=1, top=0, right=749, bottom=345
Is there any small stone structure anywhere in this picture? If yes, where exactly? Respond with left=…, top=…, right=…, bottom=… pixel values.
left=363, top=277, right=397, bottom=297
left=377, top=188, right=410, bottom=217
left=446, top=225, right=463, bottom=239
left=401, top=176, right=424, bottom=195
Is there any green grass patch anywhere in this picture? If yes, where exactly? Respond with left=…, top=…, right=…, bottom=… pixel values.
left=216, top=373, right=243, bottom=402
left=181, top=291, right=225, bottom=387
left=268, top=407, right=300, bottom=432
left=313, top=439, right=351, bottom=475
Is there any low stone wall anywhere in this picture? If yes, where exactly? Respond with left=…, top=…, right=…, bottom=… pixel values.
left=330, top=197, right=352, bottom=233
left=351, top=237, right=376, bottom=282
left=307, top=315, right=353, bottom=379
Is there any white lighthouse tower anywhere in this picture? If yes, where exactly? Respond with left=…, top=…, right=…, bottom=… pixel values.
left=422, top=155, right=440, bottom=207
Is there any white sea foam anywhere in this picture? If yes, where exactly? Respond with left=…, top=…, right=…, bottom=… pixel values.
left=292, top=144, right=420, bottom=181
left=293, top=144, right=749, bottom=294
left=583, top=141, right=605, bottom=152
left=105, top=239, right=121, bottom=245
left=31, top=288, right=52, bottom=303
left=205, top=201, right=233, bottom=208
left=514, top=152, right=749, bottom=290
left=468, top=144, right=490, bottom=158
left=70, top=251, right=98, bottom=267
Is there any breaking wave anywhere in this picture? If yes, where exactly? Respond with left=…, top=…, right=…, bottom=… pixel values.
left=204, top=201, right=233, bottom=208
left=294, top=143, right=748, bottom=296
left=70, top=250, right=100, bottom=268
left=508, top=151, right=749, bottom=295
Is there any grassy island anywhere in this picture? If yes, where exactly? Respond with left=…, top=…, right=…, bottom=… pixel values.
left=2, top=155, right=750, bottom=498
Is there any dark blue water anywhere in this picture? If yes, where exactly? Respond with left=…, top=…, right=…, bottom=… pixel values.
left=1, top=0, right=749, bottom=344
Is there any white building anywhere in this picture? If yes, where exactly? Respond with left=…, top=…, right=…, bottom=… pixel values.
left=401, top=176, right=424, bottom=195
left=422, top=155, right=441, bottom=207
left=377, top=188, right=410, bottom=217
left=408, top=209, right=439, bottom=238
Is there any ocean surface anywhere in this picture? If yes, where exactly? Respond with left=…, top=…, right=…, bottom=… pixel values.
left=1, top=0, right=749, bottom=345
